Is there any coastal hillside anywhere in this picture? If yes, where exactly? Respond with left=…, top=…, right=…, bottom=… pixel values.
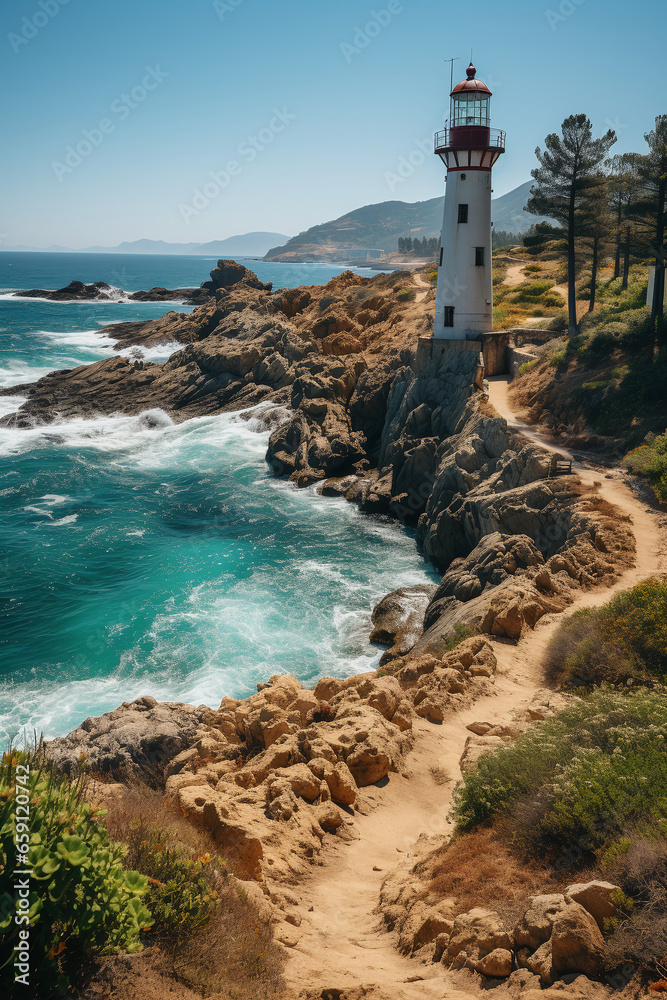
left=2, top=259, right=666, bottom=999
left=264, top=182, right=551, bottom=262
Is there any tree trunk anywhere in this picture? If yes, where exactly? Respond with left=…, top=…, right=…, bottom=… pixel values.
left=567, top=188, right=578, bottom=341
left=588, top=237, right=599, bottom=312
left=622, top=226, right=631, bottom=291
left=651, top=176, right=666, bottom=334
left=614, top=200, right=623, bottom=279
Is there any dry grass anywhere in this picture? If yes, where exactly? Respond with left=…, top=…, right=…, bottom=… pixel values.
left=80, top=785, right=285, bottom=1000
left=414, top=826, right=566, bottom=924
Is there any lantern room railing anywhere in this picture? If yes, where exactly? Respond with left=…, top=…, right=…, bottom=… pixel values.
left=434, top=126, right=506, bottom=154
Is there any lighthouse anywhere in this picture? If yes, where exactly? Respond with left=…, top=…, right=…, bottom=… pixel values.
left=433, top=63, right=505, bottom=340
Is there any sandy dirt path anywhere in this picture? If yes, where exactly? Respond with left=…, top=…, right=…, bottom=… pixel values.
left=412, top=272, right=432, bottom=303
left=283, top=377, right=667, bottom=1000
left=501, top=259, right=529, bottom=287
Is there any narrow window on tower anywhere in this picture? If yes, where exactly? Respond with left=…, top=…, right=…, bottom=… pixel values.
left=475, top=246, right=485, bottom=266
left=444, top=306, right=455, bottom=327
left=457, top=204, right=468, bottom=224
left=439, top=247, right=443, bottom=266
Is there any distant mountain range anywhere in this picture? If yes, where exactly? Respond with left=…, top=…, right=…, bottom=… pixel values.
left=3, top=184, right=549, bottom=265
left=264, top=182, right=549, bottom=262
left=0, top=232, right=290, bottom=257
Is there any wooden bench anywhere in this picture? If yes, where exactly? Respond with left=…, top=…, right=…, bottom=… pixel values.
left=548, top=457, right=573, bottom=477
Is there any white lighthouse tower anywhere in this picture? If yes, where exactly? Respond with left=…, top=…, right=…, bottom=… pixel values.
left=433, top=63, right=505, bottom=340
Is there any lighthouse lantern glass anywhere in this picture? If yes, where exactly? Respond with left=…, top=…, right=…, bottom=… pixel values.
left=451, top=93, right=490, bottom=127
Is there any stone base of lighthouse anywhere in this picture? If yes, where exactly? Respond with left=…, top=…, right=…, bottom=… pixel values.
left=416, top=330, right=523, bottom=381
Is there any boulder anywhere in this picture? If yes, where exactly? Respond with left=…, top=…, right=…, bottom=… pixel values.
left=446, top=908, right=512, bottom=962
left=525, top=939, right=554, bottom=985
left=565, top=880, right=620, bottom=928
left=476, top=947, right=513, bottom=978
left=45, top=696, right=210, bottom=787
left=550, top=902, right=607, bottom=977
left=514, top=894, right=569, bottom=951
left=459, top=734, right=507, bottom=773
left=398, top=903, right=453, bottom=953
left=307, top=757, right=356, bottom=805
left=345, top=742, right=391, bottom=786
left=274, top=763, right=321, bottom=802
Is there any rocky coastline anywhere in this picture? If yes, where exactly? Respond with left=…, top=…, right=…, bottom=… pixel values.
left=11, top=278, right=212, bottom=305
left=9, top=259, right=642, bottom=996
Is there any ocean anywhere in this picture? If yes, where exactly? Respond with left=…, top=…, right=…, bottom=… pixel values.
left=0, top=252, right=435, bottom=743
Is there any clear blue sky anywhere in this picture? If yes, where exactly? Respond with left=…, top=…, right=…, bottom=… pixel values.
left=1, top=0, right=664, bottom=248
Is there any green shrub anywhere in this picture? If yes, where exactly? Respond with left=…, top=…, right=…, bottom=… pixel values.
left=121, top=822, right=220, bottom=944
left=492, top=263, right=508, bottom=286
left=548, top=310, right=568, bottom=333
left=452, top=689, right=667, bottom=855
left=581, top=379, right=609, bottom=391
left=396, top=288, right=416, bottom=302
left=441, top=622, right=477, bottom=652
left=0, top=749, right=151, bottom=997
left=519, top=360, right=538, bottom=375
left=524, top=264, right=542, bottom=274
left=542, top=291, right=566, bottom=308
left=544, top=579, right=667, bottom=689
left=624, top=431, right=667, bottom=503
left=508, top=278, right=555, bottom=303
left=549, top=347, right=568, bottom=367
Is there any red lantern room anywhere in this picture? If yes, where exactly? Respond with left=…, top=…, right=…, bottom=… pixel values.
left=434, top=63, right=505, bottom=169
left=451, top=63, right=492, bottom=126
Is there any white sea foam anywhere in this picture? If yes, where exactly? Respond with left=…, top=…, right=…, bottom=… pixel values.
left=0, top=402, right=281, bottom=460
left=51, top=514, right=78, bottom=526
left=38, top=327, right=119, bottom=351
left=0, top=362, right=55, bottom=387
left=24, top=505, right=53, bottom=518
left=117, top=340, right=183, bottom=362
left=0, top=394, right=28, bottom=417
left=0, top=292, right=131, bottom=304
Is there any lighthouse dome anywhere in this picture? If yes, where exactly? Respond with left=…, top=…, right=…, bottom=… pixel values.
left=451, top=63, right=492, bottom=97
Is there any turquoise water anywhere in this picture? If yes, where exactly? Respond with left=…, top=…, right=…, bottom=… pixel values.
left=0, top=251, right=388, bottom=295
left=0, top=255, right=433, bottom=743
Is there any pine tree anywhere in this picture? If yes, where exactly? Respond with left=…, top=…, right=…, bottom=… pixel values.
left=607, top=153, right=642, bottom=286
left=579, top=174, right=612, bottom=312
left=629, top=116, right=667, bottom=333
left=526, top=114, right=616, bottom=340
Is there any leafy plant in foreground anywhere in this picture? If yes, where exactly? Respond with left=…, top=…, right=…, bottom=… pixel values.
left=0, top=748, right=151, bottom=997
